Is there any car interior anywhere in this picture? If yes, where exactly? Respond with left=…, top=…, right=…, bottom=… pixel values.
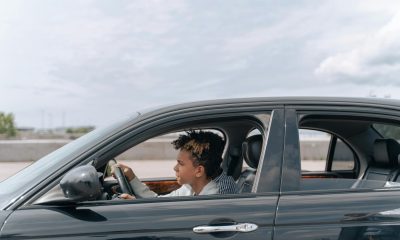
left=34, top=115, right=269, bottom=205
left=96, top=117, right=267, bottom=199
left=31, top=114, right=269, bottom=205
left=297, top=114, right=400, bottom=191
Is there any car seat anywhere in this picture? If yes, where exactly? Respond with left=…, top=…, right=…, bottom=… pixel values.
left=237, top=134, right=263, bottom=193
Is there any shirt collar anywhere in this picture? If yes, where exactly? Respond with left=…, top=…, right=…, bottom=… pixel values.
left=213, top=171, right=226, bottom=182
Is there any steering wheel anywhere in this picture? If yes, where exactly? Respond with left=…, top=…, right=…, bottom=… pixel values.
left=113, top=165, right=135, bottom=196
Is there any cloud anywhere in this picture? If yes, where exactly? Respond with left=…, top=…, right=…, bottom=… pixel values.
left=3, top=1, right=400, bottom=128
left=315, top=11, right=400, bottom=84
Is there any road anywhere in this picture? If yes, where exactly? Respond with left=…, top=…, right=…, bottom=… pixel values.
left=0, top=160, right=324, bottom=182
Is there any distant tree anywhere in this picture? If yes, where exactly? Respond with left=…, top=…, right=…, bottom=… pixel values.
left=0, top=112, right=16, bottom=137
left=66, top=126, right=95, bottom=134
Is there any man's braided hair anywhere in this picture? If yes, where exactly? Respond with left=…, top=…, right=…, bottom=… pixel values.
left=172, top=130, right=225, bottom=179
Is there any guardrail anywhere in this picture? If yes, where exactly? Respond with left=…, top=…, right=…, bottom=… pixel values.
left=0, top=139, right=333, bottom=162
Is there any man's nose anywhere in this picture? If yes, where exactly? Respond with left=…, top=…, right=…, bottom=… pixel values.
left=173, top=164, right=178, bottom=172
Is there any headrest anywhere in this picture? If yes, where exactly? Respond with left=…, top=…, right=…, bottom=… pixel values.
left=242, top=135, right=263, bottom=169
left=373, top=139, right=400, bottom=167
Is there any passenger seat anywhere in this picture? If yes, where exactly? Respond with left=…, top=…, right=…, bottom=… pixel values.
left=363, top=139, right=400, bottom=182
left=237, top=135, right=263, bottom=193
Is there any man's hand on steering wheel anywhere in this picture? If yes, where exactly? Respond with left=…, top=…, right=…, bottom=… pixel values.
left=111, top=162, right=135, bottom=198
left=112, top=163, right=135, bottom=181
left=119, top=193, right=135, bottom=200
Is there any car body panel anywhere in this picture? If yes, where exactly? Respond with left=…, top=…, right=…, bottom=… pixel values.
left=1, top=97, right=400, bottom=239
left=2, top=196, right=276, bottom=239
left=276, top=102, right=400, bottom=239
left=275, top=190, right=400, bottom=239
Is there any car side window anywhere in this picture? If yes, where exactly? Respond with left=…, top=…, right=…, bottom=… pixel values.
left=35, top=113, right=277, bottom=206
left=114, top=132, right=180, bottom=179
left=300, top=129, right=355, bottom=172
left=330, top=138, right=355, bottom=171
left=285, top=118, right=400, bottom=193
left=114, top=129, right=225, bottom=179
left=108, top=121, right=273, bottom=199
left=297, top=129, right=364, bottom=192
left=299, top=129, right=329, bottom=171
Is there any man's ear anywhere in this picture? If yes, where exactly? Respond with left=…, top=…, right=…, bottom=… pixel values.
left=195, top=165, right=205, bottom=178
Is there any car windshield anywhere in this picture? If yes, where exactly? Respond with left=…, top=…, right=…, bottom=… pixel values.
left=0, top=114, right=138, bottom=209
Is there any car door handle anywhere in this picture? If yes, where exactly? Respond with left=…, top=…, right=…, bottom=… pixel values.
left=193, top=223, right=258, bottom=233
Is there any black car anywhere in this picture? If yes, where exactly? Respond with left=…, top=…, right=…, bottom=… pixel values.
left=1, top=97, right=400, bottom=239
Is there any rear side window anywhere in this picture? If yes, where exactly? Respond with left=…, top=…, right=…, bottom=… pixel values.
left=331, top=138, right=355, bottom=171
left=373, top=123, right=400, bottom=140
left=300, top=129, right=355, bottom=172
left=284, top=117, right=400, bottom=193
left=299, top=129, right=329, bottom=171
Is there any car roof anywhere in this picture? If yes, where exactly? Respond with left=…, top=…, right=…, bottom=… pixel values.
left=138, top=97, right=400, bottom=119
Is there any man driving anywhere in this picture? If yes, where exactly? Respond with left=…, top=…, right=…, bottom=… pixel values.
left=112, top=130, right=238, bottom=198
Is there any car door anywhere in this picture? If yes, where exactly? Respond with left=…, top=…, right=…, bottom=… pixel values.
left=274, top=107, right=400, bottom=240
left=1, top=108, right=285, bottom=240
left=2, top=196, right=278, bottom=239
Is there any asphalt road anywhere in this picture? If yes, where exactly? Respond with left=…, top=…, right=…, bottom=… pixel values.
left=0, top=160, right=324, bottom=182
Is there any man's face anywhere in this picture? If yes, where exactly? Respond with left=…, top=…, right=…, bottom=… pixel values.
left=173, top=150, right=201, bottom=185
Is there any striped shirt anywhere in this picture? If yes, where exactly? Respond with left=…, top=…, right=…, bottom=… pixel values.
left=213, top=171, right=239, bottom=194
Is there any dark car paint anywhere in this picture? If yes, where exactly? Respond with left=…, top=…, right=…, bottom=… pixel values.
left=254, top=109, right=285, bottom=193
left=3, top=195, right=276, bottom=239
left=280, top=109, right=301, bottom=192
left=275, top=189, right=400, bottom=239
left=276, top=102, right=400, bottom=240
left=1, top=97, right=400, bottom=239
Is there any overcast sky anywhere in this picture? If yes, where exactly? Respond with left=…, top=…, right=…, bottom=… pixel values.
left=1, top=1, right=400, bottom=128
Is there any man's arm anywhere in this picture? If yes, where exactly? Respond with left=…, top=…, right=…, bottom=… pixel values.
left=112, top=163, right=157, bottom=198
left=129, top=176, right=158, bottom=198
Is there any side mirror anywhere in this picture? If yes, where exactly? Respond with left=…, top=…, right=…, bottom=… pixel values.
left=60, top=165, right=102, bottom=202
